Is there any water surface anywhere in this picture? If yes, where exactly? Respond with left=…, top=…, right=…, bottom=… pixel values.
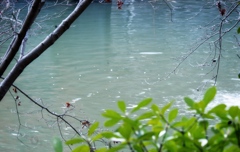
left=0, top=1, right=240, bottom=151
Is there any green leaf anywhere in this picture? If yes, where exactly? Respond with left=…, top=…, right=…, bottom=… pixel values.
left=237, top=27, right=240, bottom=34
left=208, top=104, right=228, bottom=120
left=208, top=104, right=226, bottom=113
left=122, top=117, right=138, bottom=127
left=137, top=111, right=154, bottom=120
left=199, top=120, right=209, bottom=130
left=53, top=137, right=63, bottom=152
left=118, top=101, right=126, bottom=113
left=92, top=133, right=103, bottom=142
left=104, top=118, right=120, bottom=127
left=224, top=144, right=240, bottom=152
left=161, top=101, right=173, bottom=115
left=151, top=104, right=160, bottom=114
left=163, top=141, right=178, bottom=152
left=101, top=131, right=119, bottom=139
left=229, top=106, right=239, bottom=119
left=168, top=108, right=178, bottom=123
left=137, top=132, right=156, bottom=141
left=65, top=138, right=85, bottom=145
left=201, top=113, right=215, bottom=119
left=133, top=144, right=144, bottom=152
left=215, top=121, right=230, bottom=130
left=102, top=110, right=122, bottom=119
left=191, top=126, right=205, bottom=139
left=88, top=121, right=99, bottom=136
left=152, top=125, right=164, bottom=133
left=172, top=121, right=187, bottom=128
left=118, top=123, right=132, bottom=140
left=72, top=145, right=90, bottom=152
left=95, top=147, right=108, bottom=152
left=197, top=100, right=205, bottom=111
left=172, top=117, right=196, bottom=129
left=131, top=98, right=152, bottom=113
left=184, top=97, right=195, bottom=109
left=148, top=118, right=161, bottom=126
left=203, top=86, right=216, bottom=106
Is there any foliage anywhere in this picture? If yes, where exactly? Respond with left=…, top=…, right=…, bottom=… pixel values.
left=64, top=86, right=240, bottom=152
left=53, top=137, right=63, bottom=152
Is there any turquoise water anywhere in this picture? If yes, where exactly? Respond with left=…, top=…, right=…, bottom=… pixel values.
left=0, top=1, right=240, bottom=151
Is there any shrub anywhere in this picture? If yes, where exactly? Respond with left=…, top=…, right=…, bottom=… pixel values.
left=57, top=86, right=240, bottom=152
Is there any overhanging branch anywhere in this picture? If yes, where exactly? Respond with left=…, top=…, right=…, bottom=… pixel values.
left=0, top=0, right=92, bottom=101
left=0, top=0, right=45, bottom=77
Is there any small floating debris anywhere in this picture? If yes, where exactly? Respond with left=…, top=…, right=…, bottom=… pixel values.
left=72, top=98, right=81, bottom=103
left=231, top=78, right=240, bottom=81
left=87, top=93, right=93, bottom=97
left=140, top=52, right=163, bottom=55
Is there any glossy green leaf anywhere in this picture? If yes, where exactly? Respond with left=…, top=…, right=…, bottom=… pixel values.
left=152, top=125, right=164, bottom=133
left=137, top=111, right=154, bottom=120
left=208, top=104, right=226, bottom=113
left=161, top=101, right=173, bottom=115
left=88, top=121, right=99, bottom=136
left=101, top=131, right=119, bottom=139
left=191, top=126, right=205, bottom=139
left=172, top=121, right=187, bottom=128
left=185, top=117, right=197, bottom=127
left=102, top=110, right=122, bottom=119
left=228, top=106, right=239, bottom=119
left=122, top=117, right=137, bottom=126
left=53, top=137, right=63, bottom=152
left=168, top=108, right=178, bottom=123
left=72, top=145, right=90, bottom=152
left=92, top=133, right=103, bottom=142
left=104, top=118, right=120, bottom=127
left=199, top=120, right=209, bottom=130
left=148, top=118, right=161, bottom=126
left=208, top=104, right=228, bottom=119
left=203, top=86, right=216, bottom=106
left=201, top=113, right=215, bottom=119
left=151, top=104, right=160, bottom=114
left=184, top=97, right=195, bottom=109
left=173, top=117, right=196, bottom=129
left=133, top=144, right=144, bottom=152
left=198, top=87, right=217, bottom=113
left=197, top=100, right=205, bottom=112
left=215, top=120, right=231, bottom=129
left=163, top=141, right=178, bottom=152
left=118, top=123, right=132, bottom=140
left=95, top=147, right=108, bottom=152
left=65, top=138, right=85, bottom=145
left=118, top=101, right=126, bottom=113
left=131, top=98, right=152, bottom=113
left=223, top=144, right=240, bottom=152
left=137, top=132, right=155, bottom=141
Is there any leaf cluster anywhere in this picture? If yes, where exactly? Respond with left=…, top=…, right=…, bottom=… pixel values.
left=54, top=87, right=240, bottom=152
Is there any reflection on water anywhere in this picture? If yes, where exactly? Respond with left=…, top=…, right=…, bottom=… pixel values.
left=0, top=0, right=240, bottom=151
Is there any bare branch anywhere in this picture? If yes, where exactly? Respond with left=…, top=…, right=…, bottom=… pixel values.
left=0, top=0, right=45, bottom=77
left=0, top=0, right=92, bottom=101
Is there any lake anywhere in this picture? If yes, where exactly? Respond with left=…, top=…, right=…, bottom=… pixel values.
left=0, top=0, right=240, bottom=151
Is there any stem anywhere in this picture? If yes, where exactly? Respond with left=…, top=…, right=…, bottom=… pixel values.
left=127, top=142, right=135, bottom=152
left=159, top=125, right=169, bottom=152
